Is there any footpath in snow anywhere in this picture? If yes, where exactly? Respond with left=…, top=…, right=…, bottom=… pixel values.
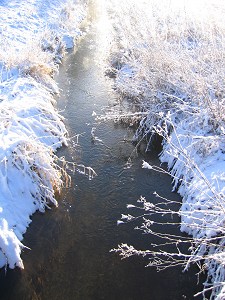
left=0, top=0, right=86, bottom=269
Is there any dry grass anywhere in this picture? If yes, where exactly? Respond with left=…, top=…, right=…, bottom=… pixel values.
left=108, top=0, right=225, bottom=128
left=107, top=1, right=225, bottom=299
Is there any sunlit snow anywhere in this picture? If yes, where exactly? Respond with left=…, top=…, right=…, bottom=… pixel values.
left=0, top=0, right=86, bottom=269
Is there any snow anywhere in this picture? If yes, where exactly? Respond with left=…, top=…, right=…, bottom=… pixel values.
left=106, top=0, right=225, bottom=298
left=160, top=118, right=225, bottom=239
left=1, top=0, right=225, bottom=298
left=0, top=0, right=86, bottom=269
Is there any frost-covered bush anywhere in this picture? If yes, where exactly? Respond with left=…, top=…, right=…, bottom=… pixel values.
left=107, top=0, right=225, bottom=299
left=108, top=0, right=225, bottom=111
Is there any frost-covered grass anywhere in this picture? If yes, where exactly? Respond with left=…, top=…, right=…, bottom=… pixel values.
left=106, top=0, right=225, bottom=299
left=0, top=0, right=86, bottom=269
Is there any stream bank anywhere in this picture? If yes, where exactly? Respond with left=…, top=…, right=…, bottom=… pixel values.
left=0, top=1, right=204, bottom=299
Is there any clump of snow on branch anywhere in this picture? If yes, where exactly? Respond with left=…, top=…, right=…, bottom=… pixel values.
left=0, top=0, right=86, bottom=269
left=107, top=0, right=225, bottom=299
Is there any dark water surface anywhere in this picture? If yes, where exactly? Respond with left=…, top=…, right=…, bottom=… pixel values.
left=0, top=3, right=204, bottom=300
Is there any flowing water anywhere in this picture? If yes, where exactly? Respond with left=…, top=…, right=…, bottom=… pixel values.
left=0, top=2, right=204, bottom=300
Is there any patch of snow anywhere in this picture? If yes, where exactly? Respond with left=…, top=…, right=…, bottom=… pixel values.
left=0, top=0, right=86, bottom=269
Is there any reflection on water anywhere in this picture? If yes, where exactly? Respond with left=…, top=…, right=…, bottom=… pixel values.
left=0, top=1, right=204, bottom=300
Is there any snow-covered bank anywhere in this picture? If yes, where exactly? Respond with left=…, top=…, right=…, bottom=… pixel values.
left=0, top=0, right=86, bottom=269
left=106, top=0, right=225, bottom=299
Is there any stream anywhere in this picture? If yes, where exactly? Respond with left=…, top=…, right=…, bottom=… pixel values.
left=0, top=2, right=204, bottom=300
